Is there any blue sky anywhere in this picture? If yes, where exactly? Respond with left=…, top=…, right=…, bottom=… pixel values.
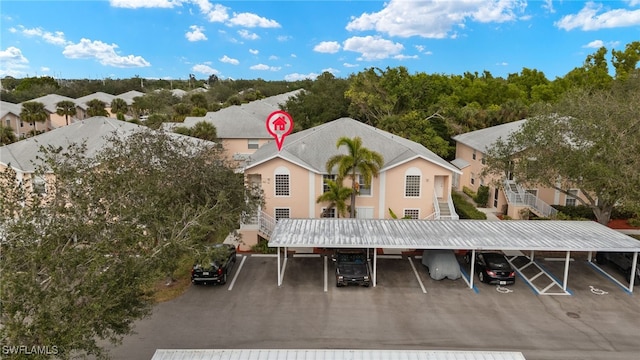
left=1, top=0, right=639, bottom=81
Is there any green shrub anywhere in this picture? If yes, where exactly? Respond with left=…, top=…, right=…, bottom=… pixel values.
left=552, top=205, right=595, bottom=220
left=462, top=186, right=476, bottom=198
left=251, top=238, right=276, bottom=254
left=628, top=217, right=640, bottom=228
left=474, top=185, right=490, bottom=207
left=451, top=192, right=487, bottom=220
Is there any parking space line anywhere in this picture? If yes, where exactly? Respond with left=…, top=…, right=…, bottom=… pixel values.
left=506, top=256, right=572, bottom=296
left=407, top=257, right=427, bottom=294
left=586, top=261, right=633, bottom=295
left=227, top=255, right=247, bottom=291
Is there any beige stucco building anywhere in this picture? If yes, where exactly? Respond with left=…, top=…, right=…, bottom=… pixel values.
left=452, top=119, right=587, bottom=219
left=237, top=117, right=462, bottom=250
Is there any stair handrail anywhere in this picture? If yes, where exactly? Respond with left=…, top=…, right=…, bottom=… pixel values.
left=258, top=210, right=276, bottom=237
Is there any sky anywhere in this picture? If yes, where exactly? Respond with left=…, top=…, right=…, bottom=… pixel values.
left=1, top=0, right=639, bottom=82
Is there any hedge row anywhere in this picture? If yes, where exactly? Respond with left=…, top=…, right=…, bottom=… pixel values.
left=452, top=191, right=487, bottom=220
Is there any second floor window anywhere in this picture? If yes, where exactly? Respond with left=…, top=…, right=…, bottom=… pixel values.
left=357, top=175, right=371, bottom=196
left=248, top=139, right=259, bottom=149
left=405, top=175, right=421, bottom=197
left=565, top=189, right=578, bottom=206
left=322, top=174, right=336, bottom=193
left=275, top=174, right=289, bottom=196
left=275, top=208, right=290, bottom=221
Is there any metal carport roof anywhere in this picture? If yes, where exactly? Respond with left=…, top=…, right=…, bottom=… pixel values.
left=151, top=349, right=527, bottom=360
left=268, top=219, right=640, bottom=291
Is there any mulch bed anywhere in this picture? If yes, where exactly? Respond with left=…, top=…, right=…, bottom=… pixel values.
left=607, top=219, right=640, bottom=230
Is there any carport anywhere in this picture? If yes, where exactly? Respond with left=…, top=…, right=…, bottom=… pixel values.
left=269, top=219, right=640, bottom=293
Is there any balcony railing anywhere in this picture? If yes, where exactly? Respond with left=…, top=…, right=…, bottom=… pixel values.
left=503, top=180, right=558, bottom=218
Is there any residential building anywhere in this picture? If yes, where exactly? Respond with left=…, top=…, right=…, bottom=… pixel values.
left=452, top=120, right=586, bottom=219
left=28, top=94, right=79, bottom=128
left=238, top=117, right=462, bottom=249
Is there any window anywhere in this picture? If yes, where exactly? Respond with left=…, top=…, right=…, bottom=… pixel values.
left=322, top=174, right=335, bottom=193
left=357, top=175, right=371, bottom=196
left=321, top=207, right=336, bottom=218
left=32, top=176, right=46, bottom=195
left=481, top=157, right=486, bottom=165
left=403, top=209, right=420, bottom=219
left=274, top=208, right=290, bottom=221
left=275, top=174, right=289, bottom=196
left=565, top=189, right=578, bottom=206
left=526, top=189, right=538, bottom=197
left=5, top=119, right=9, bottom=127
left=472, top=150, right=477, bottom=160
left=247, top=139, right=259, bottom=149
left=20, top=121, right=24, bottom=127
left=470, top=173, right=475, bottom=186
left=405, top=175, right=421, bottom=197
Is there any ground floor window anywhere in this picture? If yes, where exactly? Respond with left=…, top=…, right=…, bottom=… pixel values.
left=403, top=209, right=420, bottom=219
left=274, top=208, right=290, bottom=221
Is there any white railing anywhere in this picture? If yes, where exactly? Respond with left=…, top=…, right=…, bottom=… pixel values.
left=431, top=189, right=441, bottom=220
left=503, top=180, right=558, bottom=218
left=444, top=192, right=460, bottom=220
left=258, top=211, right=276, bottom=237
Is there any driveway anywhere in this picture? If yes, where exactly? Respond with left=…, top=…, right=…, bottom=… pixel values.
left=106, top=254, right=640, bottom=360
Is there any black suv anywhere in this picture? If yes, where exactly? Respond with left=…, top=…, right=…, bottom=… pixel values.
left=332, top=249, right=371, bottom=287
left=191, top=244, right=237, bottom=285
left=596, top=252, right=640, bottom=284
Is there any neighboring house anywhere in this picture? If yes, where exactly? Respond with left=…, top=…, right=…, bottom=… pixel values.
left=0, top=116, right=213, bottom=198
left=452, top=120, right=586, bottom=219
left=1, top=101, right=24, bottom=138
left=239, top=117, right=462, bottom=249
left=164, top=90, right=302, bottom=166
left=76, top=92, right=117, bottom=119
left=28, top=94, right=79, bottom=129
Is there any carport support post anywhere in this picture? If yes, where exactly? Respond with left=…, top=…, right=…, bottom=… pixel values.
left=562, top=251, right=570, bottom=291
left=630, top=252, right=638, bottom=293
left=277, top=246, right=282, bottom=286
left=469, top=249, right=476, bottom=289
left=373, top=248, right=377, bottom=287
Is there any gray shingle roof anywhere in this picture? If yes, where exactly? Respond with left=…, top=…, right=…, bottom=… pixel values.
left=23, top=94, right=77, bottom=113
left=1, top=101, right=22, bottom=118
left=75, top=92, right=117, bottom=108
left=246, top=117, right=461, bottom=174
left=117, top=90, right=145, bottom=105
left=452, top=119, right=526, bottom=152
left=179, top=89, right=302, bottom=139
left=1, top=116, right=211, bottom=173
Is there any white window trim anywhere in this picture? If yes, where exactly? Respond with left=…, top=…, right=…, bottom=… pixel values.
left=274, top=166, right=290, bottom=197
left=356, top=174, right=373, bottom=197
left=404, top=168, right=422, bottom=198
left=274, top=207, right=290, bottom=221
left=403, top=208, right=420, bottom=219
left=321, top=207, right=337, bottom=218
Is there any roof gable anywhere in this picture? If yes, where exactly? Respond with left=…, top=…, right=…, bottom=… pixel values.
left=452, top=119, right=526, bottom=153
left=246, top=117, right=460, bottom=174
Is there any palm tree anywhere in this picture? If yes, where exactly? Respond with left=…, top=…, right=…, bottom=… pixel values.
left=0, top=125, right=17, bottom=145
left=86, top=99, right=109, bottom=117
left=325, top=136, right=384, bottom=218
left=316, top=179, right=352, bottom=218
left=20, top=101, right=48, bottom=135
left=110, top=98, right=128, bottom=119
left=56, top=100, right=77, bottom=126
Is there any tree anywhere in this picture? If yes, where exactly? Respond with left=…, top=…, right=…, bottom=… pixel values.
left=86, top=98, right=109, bottom=117
left=612, top=41, right=640, bottom=81
left=56, top=100, right=77, bottom=126
left=110, top=98, right=129, bottom=118
left=484, top=81, right=640, bottom=225
left=325, top=136, right=384, bottom=218
left=316, top=179, right=352, bottom=218
left=20, top=101, right=48, bottom=134
left=0, top=124, right=17, bottom=145
left=0, top=129, right=261, bottom=359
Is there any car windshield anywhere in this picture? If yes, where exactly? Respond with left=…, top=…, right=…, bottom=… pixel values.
left=337, top=253, right=366, bottom=264
left=484, top=254, right=510, bottom=269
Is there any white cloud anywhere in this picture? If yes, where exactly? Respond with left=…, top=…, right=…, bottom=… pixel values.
left=496, top=62, right=509, bottom=66
left=63, top=38, right=151, bottom=68
left=202, top=3, right=229, bottom=23
left=249, top=49, right=259, bottom=55
left=269, top=55, right=278, bottom=60
left=109, top=0, right=184, bottom=9
left=250, top=64, right=281, bottom=71
left=542, top=0, right=555, bottom=13
left=322, top=68, right=340, bottom=75
left=284, top=72, right=319, bottom=81
left=228, top=12, right=281, bottom=28
left=394, top=54, right=419, bottom=60
left=346, top=0, right=526, bottom=39
left=343, top=62, right=359, bottom=68
left=343, top=36, right=404, bottom=61
left=220, top=55, right=239, bottom=65
left=277, top=35, right=292, bottom=42
left=186, top=25, right=207, bottom=41
left=290, top=53, right=297, bottom=58
left=19, top=26, right=69, bottom=46
left=627, top=0, right=640, bottom=6
left=192, top=63, right=220, bottom=74
left=40, top=66, right=50, bottom=72
left=238, top=29, right=259, bottom=40
left=584, top=39, right=605, bottom=48
left=314, top=41, right=341, bottom=54
left=556, top=2, right=640, bottom=30
left=0, top=46, right=29, bottom=77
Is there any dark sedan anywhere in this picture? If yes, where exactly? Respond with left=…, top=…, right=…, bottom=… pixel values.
left=466, top=252, right=516, bottom=285
left=191, top=244, right=237, bottom=285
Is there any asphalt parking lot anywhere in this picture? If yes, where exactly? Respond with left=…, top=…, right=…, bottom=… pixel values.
left=107, top=252, right=640, bottom=360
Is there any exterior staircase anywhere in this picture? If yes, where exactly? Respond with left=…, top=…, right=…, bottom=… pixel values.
left=503, top=179, right=558, bottom=218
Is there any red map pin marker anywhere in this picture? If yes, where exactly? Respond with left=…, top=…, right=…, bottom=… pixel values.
left=266, top=110, right=294, bottom=151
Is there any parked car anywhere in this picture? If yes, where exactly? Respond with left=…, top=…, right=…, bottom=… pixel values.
left=595, top=251, right=640, bottom=284
left=191, top=244, right=237, bottom=285
left=332, top=249, right=371, bottom=287
left=465, top=251, right=516, bottom=285
left=421, top=249, right=462, bottom=280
